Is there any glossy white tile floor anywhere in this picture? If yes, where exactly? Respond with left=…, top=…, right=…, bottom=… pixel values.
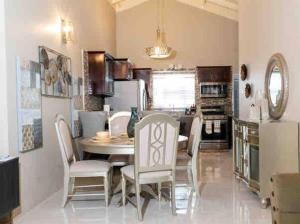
left=14, top=152, right=271, bottom=224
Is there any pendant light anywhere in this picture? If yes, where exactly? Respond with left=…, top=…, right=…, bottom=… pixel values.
left=145, top=0, right=173, bottom=59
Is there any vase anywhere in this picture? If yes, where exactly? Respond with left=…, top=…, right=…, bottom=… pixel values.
left=127, top=107, right=139, bottom=138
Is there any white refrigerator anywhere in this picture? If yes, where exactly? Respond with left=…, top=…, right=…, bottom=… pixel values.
left=105, top=80, right=147, bottom=113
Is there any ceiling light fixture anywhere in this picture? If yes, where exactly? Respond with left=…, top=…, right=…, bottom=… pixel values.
left=145, top=0, right=173, bottom=59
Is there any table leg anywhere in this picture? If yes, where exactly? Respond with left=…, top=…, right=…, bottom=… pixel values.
left=113, top=181, right=122, bottom=194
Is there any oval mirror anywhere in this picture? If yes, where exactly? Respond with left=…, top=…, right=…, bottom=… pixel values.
left=265, top=53, right=289, bottom=120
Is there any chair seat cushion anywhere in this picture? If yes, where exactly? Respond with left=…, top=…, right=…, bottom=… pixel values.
left=70, top=160, right=110, bottom=176
left=121, top=165, right=172, bottom=180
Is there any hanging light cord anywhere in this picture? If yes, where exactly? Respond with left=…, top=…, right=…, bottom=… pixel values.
left=161, top=0, right=165, bottom=32
left=156, top=0, right=160, bottom=30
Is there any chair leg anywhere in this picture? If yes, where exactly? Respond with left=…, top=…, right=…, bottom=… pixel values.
left=121, top=173, right=126, bottom=206
left=136, top=183, right=143, bottom=221
left=187, top=167, right=193, bottom=188
left=171, top=180, right=176, bottom=216
left=70, top=177, right=75, bottom=195
left=62, top=175, right=70, bottom=208
left=104, top=176, right=109, bottom=207
left=158, top=182, right=162, bottom=201
left=110, top=167, right=114, bottom=190
left=109, top=168, right=113, bottom=196
left=192, top=162, right=200, bottom=197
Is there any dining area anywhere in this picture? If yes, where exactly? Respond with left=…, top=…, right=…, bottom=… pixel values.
left=54, top=109, right=202, bottom=221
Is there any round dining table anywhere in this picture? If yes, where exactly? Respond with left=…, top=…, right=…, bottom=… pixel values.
left=79, top=134, right=188, bottom=155
left=79, top=133, right=188, bottom=203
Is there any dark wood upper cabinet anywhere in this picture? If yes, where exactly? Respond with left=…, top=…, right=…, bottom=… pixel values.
left=113, top=58, right=133, bottom=80
left=87, top=51, right=114, bottom=96
left=132, top=68, right=152, bottom=99
left=197, top=66, right=232, bottom=83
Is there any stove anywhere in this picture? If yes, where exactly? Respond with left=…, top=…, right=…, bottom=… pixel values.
left=200, top=105, right=229, bottom=150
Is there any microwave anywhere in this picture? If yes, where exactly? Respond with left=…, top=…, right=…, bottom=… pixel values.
left=200, top=82, right=228, bottom=98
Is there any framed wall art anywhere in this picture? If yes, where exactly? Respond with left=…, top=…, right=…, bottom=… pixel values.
left=16, top=58, right=43, bottom=152
left=39, top=46, right=72, bottom=98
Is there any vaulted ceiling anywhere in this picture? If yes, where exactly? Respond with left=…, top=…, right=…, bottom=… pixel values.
left=108, top=0, right=238, bottom=21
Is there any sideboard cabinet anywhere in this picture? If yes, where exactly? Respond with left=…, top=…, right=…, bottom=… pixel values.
left=233, top=119, right=259, bottom=192
left=233, top=119, right=299, bottom=208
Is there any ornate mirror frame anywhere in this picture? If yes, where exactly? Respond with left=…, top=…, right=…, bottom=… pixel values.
left=265, top=53, right=289, bottom=120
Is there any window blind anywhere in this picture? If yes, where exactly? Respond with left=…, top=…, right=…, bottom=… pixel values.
left=152, top=71, right=195, bottom=110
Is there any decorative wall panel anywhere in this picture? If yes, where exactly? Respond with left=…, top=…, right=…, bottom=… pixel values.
left=71, top=77, right=84, bottom=138
left=17, top=58, right=43, bottom=152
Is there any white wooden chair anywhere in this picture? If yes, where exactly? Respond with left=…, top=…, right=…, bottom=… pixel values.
left=55, top=114, right=111, bottom=207
left=176, top=116, right=203, bottom=196
left=121, top=113, right=180, bottom=221
left=108, top=111, right=131, bottom=137
left=108, top=111, right=131, bottom=167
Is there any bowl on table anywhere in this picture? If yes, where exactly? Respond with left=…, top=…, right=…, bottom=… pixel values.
left=96, top=131, right=110, bottom=139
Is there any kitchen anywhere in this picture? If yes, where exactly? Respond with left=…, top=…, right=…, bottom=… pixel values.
left=82, top=51, right=233, bottom=152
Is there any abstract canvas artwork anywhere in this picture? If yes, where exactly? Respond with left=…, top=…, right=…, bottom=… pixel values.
left=71, top=76, right=84, bottom=138
left=39, top=46, right=72, bottom=98
left=16, top=58, right=43, bottom=152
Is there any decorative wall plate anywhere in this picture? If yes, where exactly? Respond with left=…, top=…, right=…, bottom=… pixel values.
left=241, top=64, right=248, bottom=81
left=245, top=83, right=251, bottom=98
left=40, top=48, right=49, bottom=69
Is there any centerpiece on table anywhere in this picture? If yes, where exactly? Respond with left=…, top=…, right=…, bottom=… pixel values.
left=127, top=107, right=140, bottom=138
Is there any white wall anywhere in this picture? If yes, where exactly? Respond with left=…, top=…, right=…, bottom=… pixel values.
left=239, top=0, right=300, bottom=120
left=4, top=0, right=116, bottom=213
left=117, top=0, right=238, bottom=72
left=0, top=0, right=9, bottom=156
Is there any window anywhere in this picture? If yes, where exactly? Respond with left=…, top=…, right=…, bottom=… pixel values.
left=152, top=71, right=195, bottom=110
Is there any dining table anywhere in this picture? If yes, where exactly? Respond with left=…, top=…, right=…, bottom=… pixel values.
left=79, top=134, right=188, bottom=155
left=79, top=133, right=188, bottom=203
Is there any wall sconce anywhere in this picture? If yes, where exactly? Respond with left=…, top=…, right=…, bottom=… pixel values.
left=61, top=19, right=73, bottom=44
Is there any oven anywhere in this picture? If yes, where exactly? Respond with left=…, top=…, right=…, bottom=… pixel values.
left=201, top=118, right=228, bottom=143
left=200, top=82, right=228, bottom=98
left=200, top=105, right=229, bottom=149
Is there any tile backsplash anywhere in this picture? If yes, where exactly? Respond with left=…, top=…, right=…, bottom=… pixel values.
left=83, top=51, right=104, bottom=111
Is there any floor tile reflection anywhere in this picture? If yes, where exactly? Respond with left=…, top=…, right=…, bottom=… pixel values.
left=15, top=152, right=271, bottom=224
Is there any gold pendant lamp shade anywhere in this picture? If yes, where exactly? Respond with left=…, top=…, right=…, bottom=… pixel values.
left=145, top=0, right=173, bottom=59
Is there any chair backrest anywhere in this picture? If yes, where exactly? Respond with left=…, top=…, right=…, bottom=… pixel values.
left=109, top=111, right=131, bottom=136
left=134, top=113, right=180, bottom=175
left=187, top=116, right=203, bottom=158
left=79, top=111, right=107, bottom=138
left=55, top=114, right=75, bottom=171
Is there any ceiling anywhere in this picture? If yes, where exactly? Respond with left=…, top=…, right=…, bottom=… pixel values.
left=108, top=0, right=238, bottom=21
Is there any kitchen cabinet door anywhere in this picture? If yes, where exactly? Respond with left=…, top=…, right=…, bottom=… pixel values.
left=87, top=51, right=114, bottom=96
left=113, top=58, right=133, bottom=80
left=197, top=66, right=232, bottom=83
